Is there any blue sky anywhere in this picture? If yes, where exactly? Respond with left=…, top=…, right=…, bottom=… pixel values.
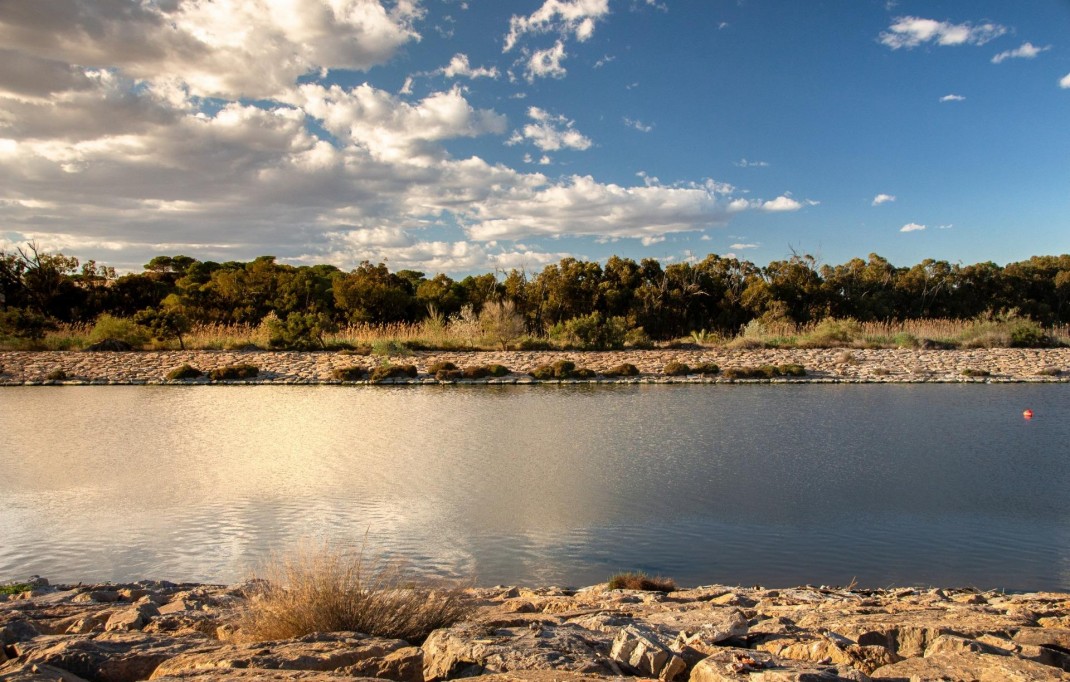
left=0, top=0, right=1067, bottom=273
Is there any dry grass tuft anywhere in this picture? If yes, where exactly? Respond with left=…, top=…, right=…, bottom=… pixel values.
left=607, top=571, right=677, bottom=592
left=238, top=544, right=472, bottom=644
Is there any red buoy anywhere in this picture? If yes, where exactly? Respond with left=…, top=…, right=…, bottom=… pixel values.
left=1023, top=409, right=1034, bottom=420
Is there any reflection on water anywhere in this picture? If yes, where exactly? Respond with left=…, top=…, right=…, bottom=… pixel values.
left=1, top=384, right=1069, bottom=590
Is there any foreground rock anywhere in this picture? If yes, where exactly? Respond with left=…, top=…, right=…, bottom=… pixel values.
left=3, top=581, right=1070, bottom=681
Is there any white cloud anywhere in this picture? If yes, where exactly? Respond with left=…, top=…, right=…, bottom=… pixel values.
left=594, top=55, right=615, bottom=68
left=623, top=117, right=653, bottom=132
left=761, top=195, right=805, bottom=212
left=440, top=53, right=499, bottom=79
left=880, top=16, right=1006, bottom=50
left=729, top=243, right=759, bottom=250
left=0, top=0, right=424, bottom=100
left=938, top=224, right=954, bottom=230
left=503, top=0, right=610, bottom=52
left=900, top=222, right=927, bottom=232
left=872, top=193, right=896, bottom=206
left=991, top=42, right=1050, bottom=64
left=507, top=107, right=592, bottom=152
left=1061, top=73, right=1070, bottom=89
left=734, top=158, right=769, bottom=168
left=525, top=41, right=568, bottom=81
left=640, top=235, right=665, bottom=246
left=940, top=94, right=966, bottom=102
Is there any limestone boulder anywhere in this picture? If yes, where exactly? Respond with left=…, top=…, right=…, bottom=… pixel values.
left=869, top=651, right=1070, bottom=681
left=148, top=631, right=415, bottom=681
left=688, top=648, right=870, bottom=681
left=610, top=625, right=687, bottom=680
left=150, top=672, right=378, bottom=681
left=10, top=632, right=220, bottom=682
left=421, top=623, right=615, bottom=680
left=0, top=661, right=91, bottom=681
left=754, top=631, right=898, bottom=675
left=105, top=603, right=160, bottom=632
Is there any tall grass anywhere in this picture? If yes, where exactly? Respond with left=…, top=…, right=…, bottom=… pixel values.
left=4, top=316, right=1069, bottom=351
left=237, top=543, right=471, bottom=644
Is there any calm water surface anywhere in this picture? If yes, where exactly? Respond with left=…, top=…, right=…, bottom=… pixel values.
left=1, top=384, right=1068, bottom=590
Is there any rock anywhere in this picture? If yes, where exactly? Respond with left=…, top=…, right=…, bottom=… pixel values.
left=869, top=651, right=1070, bottom=680
left=421, top=623, right=615, bottom=680
left=340, top=646, right=423, bottom=682
left=150, top=672, right=377, bottom=681
left=2, top=619, right=42, bottom=644
left=754, top=632, right=898, bottom=675
left=105, top=603, right=160, bottom=632
left=0, top=661, right=91, bottom=681
left=85, top=591, right=121, bottom=604
left=668, top=609, right=750, bottom=661
left=12, top=632, right=220, bottom=682
left=149, top=631, right=413, bottom=680
left=688, top=648, right=870, bottom=681
left=610, top=625, right=687, bottom=680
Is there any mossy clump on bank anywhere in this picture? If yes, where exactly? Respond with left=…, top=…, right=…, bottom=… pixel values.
left=0, top=583, right=32, bottom=596
left=45, top=368, right=68, bottom=381
left=167, top=364, right=203, bottom=380
left=1036, top=367, right=1062, bottom=376
left=530, top=359, right=593, bottom=380
left=662, top=361, right=690, bottom=376
left=603, top=363, right=640, bottom=377
left=723, top=364, right=806, bottom=380
left=692, top=362, right=720, bottom=375
left=961, top=368, right=991, bottom=377
left=209, top=364, right=260, bottom=381
left=607, top=571, right=676, bottom=592
left=369, top=364, right=418, bottom=383
left=332, top=366, right=368, bottom=381
left=427, top=360, right=458, bottom=374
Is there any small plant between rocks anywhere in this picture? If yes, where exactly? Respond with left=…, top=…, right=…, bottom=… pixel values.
left=166, top=364, right=203, bottom=380
left=369, top=364, right=418, bottom=383
left=602, top=363, right=640, bottom=377
left=662, top=361, right=691, bottom=376
left=961, top=368, right=991, bottom=377
left=0, top=582, right=32, bottom=596
left=238, top=544, right=471, bottom=644
left=45, top=368, right=68, bottom=381
left=208, top=364, right=260, bottom=381
left=722, top=364, right=806, bottom=380
left=607, top=571, right=677, bottom=592
left=530, top=359, right=593, bottom=380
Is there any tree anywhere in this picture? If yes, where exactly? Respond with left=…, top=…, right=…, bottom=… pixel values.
left=266, top=311, right=338, bottom=350
left=133, top=306, right=192, bottom=349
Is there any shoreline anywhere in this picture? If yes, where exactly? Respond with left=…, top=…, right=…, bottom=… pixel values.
left=1, top=348, right=1069, bottom=386
left=3, top=578, right=1070, bottom=681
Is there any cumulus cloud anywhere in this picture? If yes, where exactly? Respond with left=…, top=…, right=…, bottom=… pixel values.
left=503, top=0, right=610, bottom=52
left=623, top=117, right=653, bottom=132
left=760, top=195, right=815, bottom=212
left=1061, top=73, right=1070, bottom=89
left=440, top=53, right=499, bottom=79
left=508, top=107, right=592, bottom=152
left=525, top=41, right=568, bottom=81
left=940, top=94, right=966, bottom=102
left=0, top=0, right=423, bottom=99
left=872, top=193, right=896, bottom=206
left=880, top=16, right=1006, bottom=50
left=991, top=42, right=1050, bottom=64
left=900, top=222, right=926, bottom=232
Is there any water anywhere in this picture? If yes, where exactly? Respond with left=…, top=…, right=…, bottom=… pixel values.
left=1, top=384, right=1068, bottom=590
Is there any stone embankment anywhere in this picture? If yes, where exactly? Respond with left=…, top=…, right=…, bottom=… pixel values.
left=3, top=578, right=1070, bottom=681
left=1, top=348, right=1068, bottom=385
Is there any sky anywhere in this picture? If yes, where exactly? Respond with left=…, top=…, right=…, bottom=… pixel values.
left=0, top=0, right=1068, bottom=275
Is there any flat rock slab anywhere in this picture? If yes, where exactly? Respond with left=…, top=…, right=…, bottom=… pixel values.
left=689, top=647, right=870, bottom=681
left=151, top=672, right=383, bottom=681
left=422, top=623, right=615, bottom=680
left=869, top=650, right=1070, bottom=681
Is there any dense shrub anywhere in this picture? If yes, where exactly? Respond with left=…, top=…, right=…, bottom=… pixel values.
left=427, top=360, right=458, bottom=373
left=267, top=312, right=337, bottom=350
left=89, top=314, right=149, bottom=348
left=603, top=363, right=640, bottom=377
left=777, top=363, right=807, bottom=377
left=484, top=364, right=510, bottom=377
left=0, top=308, right=56, bottom=344
left=332, top=366, right=368, bottom=381
left=1009, top=321, right=1051, bottom=348
left=134, top=307, right=192, bottom=349
left=607, top=571, right=676, bottom=592
left=45, top=368, right=67, bottom=381
left=530, top=359, right=592, bottom=379
left=167, top=364, right=203, bottom=380
left=961, top=368, right=991, bottom=377
left=662, top=361, right=691, bottom=376
left=517, top=337, right=553, bottom=351
left=549, top=313, right=630, bottom=350
left=692, top=362, right=720, bottom=375
left=799, top=317, right=863, bottom=347
left=209, top=364, right=260, bottom=381
left=238, top=544, right=471, bottom=644
left=371, top=340, right=412, bottom=357
left=435, top=368, right=464, bottom=381
left=369, top=364, right=418, bottom=383
left=722, top=364, right=806, bottom=380
left=340, top=345, right=373, bottom=356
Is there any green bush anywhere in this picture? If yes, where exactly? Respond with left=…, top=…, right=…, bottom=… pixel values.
left=371, top=339, right=412, bottom=357
left=603, top=363, right=640, bottom=377
left=267, top=312, right=338, bottom=351
left=341, top=345, right=373, bottom=356
left=0, top=308, right=56, bottom=344
left=549, top=313, right=630, bottom=350
left=45, top=368, right=67, bottom=381
left=167, top=364, right=203, bottom=380
left=1009, top=321, right=1051, bottom=348
left=89, top=314, right=149, bottom=347
left=369, top=364, right=418, bottom=383
left=530, top=359, right=589, bottom=380
left=626, top=327, right=653, bottom=349
left=530, top=364, right=555, bottom=380
left=663, top=361, right=691, bottom=376
left=692, top=362, right=720, bottom=375
left=722, top=364, right=806, bottom=380
left=427, top=360, right=458, bottom=373
left=332, top=366, right=368, bottom=381
left=573, top=367, right=597, bottom=379
left=134, top=307, right=192, bottom=349
left=0, top=583, right=32, bottom=596
left=209, top=364, right=259, bottom=381
left=799, top=317, right=862, bottom=347
left=484, top=364, right=510, bottom=377
left=517, top=337, right=553, bottom=351
left=435, top=368, right=463, bottom=381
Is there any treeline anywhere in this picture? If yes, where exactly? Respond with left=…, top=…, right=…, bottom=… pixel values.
left=2, top=245, right=1069, bottom=342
